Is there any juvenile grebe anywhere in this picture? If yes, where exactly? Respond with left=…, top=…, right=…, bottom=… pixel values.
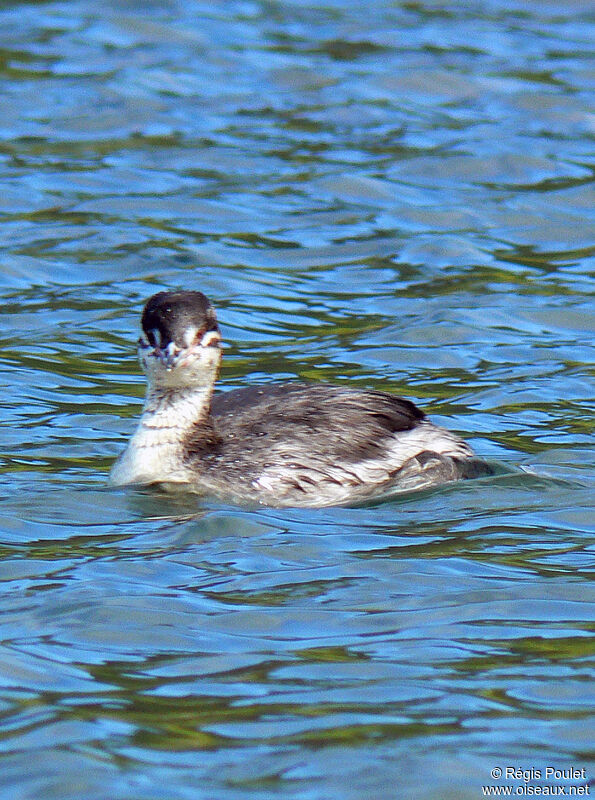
left=110, top=290, right=486, bottom=507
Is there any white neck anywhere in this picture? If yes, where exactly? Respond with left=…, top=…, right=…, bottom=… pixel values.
left=143, top=383, right=212, bottom=427
left=109, top=384, right=213, bottom=486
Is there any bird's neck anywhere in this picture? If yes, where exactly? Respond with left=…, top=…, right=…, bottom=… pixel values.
left=109, top=383, right=214, bottom=486
left=142, top=383, right=213, bottom=429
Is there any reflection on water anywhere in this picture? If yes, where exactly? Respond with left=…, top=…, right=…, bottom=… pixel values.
left=0, top=1, right=594, bottom=798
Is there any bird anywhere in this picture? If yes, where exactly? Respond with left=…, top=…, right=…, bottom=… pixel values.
left=110, top=290, right=489, bottom=507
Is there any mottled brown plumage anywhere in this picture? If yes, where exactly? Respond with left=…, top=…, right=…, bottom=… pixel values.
left=110, top=291, right=489, bottom=507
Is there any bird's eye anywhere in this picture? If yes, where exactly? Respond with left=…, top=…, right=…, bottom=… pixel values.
left=201, top=330, right=222, bottom=348
left=141, top=328, right=163, bottom=348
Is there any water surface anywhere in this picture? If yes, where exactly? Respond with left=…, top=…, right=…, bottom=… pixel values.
left=0, top=1, right=594, bottom=798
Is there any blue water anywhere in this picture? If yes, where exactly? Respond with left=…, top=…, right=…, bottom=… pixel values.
left=0, top=1, right=594, bottom=798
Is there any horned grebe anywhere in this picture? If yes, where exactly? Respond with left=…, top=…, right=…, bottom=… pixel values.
left=110, top=290, right=487, bottom=507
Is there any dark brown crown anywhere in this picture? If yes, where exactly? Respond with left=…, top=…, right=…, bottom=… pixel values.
left=141, top=291, right=219, bottom=348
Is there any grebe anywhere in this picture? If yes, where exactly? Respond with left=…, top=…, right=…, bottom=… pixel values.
left=110, top=290, right=487, bottom=507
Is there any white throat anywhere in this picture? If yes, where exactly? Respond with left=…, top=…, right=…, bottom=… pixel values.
left=109, top=384, right=213, bottom=486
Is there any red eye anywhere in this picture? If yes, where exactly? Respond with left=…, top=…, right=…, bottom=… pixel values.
left=201, top=330, right=221, bottom=348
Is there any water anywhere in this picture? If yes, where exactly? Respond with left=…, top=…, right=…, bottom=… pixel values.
left=1, top=1, right=594, bottom=798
